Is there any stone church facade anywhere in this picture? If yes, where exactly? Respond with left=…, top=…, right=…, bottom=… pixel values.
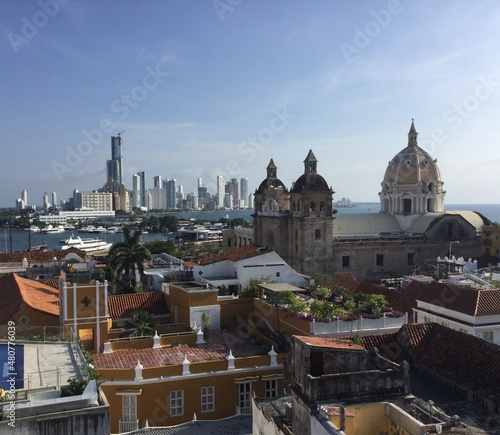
left=253, top=122, right=490, bottom=282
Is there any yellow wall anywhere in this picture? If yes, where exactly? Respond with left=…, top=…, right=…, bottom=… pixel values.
left=6, top=305, right=59, bottom=328
left=100, top=355, right=286, bottom=433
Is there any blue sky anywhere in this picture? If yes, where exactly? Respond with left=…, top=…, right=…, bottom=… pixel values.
left=1, top=0, right=500, bottom=207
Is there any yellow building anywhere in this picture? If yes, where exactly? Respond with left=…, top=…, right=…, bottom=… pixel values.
left=482, top=224, right=500, bottom=258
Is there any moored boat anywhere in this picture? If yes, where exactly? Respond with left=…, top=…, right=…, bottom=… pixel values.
left=59, top=234, right=113, bottom=252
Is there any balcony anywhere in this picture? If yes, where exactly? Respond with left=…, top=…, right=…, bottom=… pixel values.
left=119, top=419, right=139, bottom=433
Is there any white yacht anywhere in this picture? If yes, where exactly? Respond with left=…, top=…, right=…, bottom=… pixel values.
left=59, top=235, right=113, bottom=252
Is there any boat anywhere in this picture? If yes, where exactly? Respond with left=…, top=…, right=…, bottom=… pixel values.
left=59, top=235, right=113, bottom=252
left=43, top=225, right=66, bottom=234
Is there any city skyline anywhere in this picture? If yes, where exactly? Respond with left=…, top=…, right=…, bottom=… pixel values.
left=2, top=1, right=500, bottom=207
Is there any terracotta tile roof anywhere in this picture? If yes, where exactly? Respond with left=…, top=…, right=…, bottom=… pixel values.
left=360, top=323, right=500, bottom=407
left=191, top=244, right=273, bottom=266
left=93, top=330, right=267, bottom=369
left=293, top=335, right=365, bottom=351
left=107, top=292, right=169, bottom=320
left=0, top=273, right=59, bottom=323
left=351, top=281, right=400, bottom=304
left=394, top=280, right=500, bottom=317
left=391, top=280, right=432, bottom=320
left=331, top=273, right=359, bottom=294
left=0, top=250, right=67, bottom=264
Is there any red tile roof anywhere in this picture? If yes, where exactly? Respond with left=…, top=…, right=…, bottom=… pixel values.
left=351, top=281, right=401, bottom=305
left=0, top=250, right=68, bottom=264
left=331, top=273, right=360, bottom=294
left=393, top=280, right=500, bottom=317
left=107, top=292, right=169, bottom=320
left=93, top=330, right=267, bottom=369
left=0, top=273, right=59, bottom=324
left=293, top=335, right=365, bottom=351
left=359, top=323, right=500, bottom=408
left=190, top=244, right=273, bottom=266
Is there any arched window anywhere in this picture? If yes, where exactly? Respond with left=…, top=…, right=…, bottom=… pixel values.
left=310, top=201, right=316, bottom=212
left=320, top=202, right=325, bottom=211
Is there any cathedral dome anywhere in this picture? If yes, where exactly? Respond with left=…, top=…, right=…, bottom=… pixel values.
left=255, top=159, right=287, bottom=195
left=379, top=121, right=445, bottom=215
left=382, top=121, right=442, bottom=187
left=291, top=149, right=330, bottom=193
left=291, top=172, right=330, bottom=192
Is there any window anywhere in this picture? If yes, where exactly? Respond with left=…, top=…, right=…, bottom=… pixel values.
left=265, top=379, right=277, bottom=398
left=295, top=229, right=298, bottom=240
left=239, top=383, right=252, bottom=414
left=482, top=331, right=494, bottom=343
left=315, top=229, right=321, bottom=240
left=407, top=253, right=414, bottom=266
left=201, top=386, right=214, bottom=413
left=227, top=238, right=232, bottom=247
left=170, top=390, right=184, bottom=416
left=424, top=316, right=431, bottom=323
left=376, top=254, right=384, bottom=266
left=342, top=256, right=350, bottom=268
left=276, top=272, right=280, bottom=277
left=403, top=198, right=412, bottom=213
left=122, top=395, right=137, bottom=423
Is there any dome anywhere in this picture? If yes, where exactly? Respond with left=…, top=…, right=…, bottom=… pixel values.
left=291, top=172, right=330, bottom=192
left=291, top=149, right=331, bottom=193
left=255, top=158, right=288, bottom=195
left=256, top=177, right=287, bottom=195
left=382, top=121, right=442, bottom=187
left=379, top=121, right=445, bottom=215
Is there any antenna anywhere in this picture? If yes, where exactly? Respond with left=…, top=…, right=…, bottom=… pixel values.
left=117, top=131, right=125, bottom=136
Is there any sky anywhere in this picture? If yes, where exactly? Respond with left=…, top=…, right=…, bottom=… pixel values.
left=1, top=0, right=500, bottom=208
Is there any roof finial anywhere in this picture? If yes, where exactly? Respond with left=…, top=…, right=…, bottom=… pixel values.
left=408, top=119, right=418, bottom=146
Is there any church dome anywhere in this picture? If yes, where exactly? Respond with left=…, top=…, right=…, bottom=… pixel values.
left=379, top=121, right=445, bottom=215
left=291, top=172, right=330, bottom=192
left=291, top=149, right=330, bottom=193
left=255, top=159, right=287, bottom=195
left=382, top=121, right=442, bottom=186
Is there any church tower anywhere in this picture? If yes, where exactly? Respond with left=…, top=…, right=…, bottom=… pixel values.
left=379, top=120, right=445, bottom=216
left=288, top=150, right=334, bottom=273
left=253, top=159, right=290, bottom=253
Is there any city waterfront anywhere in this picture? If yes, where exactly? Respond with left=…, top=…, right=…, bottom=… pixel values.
left=1, top=203, right=499, bottom=253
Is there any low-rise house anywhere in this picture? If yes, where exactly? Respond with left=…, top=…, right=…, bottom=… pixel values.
left=187, top=244, right=306, bottom=295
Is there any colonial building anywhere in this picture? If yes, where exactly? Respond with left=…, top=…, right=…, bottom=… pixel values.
left=253, top=122, right=490, bottom=281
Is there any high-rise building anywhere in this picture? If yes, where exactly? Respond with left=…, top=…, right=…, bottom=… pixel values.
left=51, top=192, right=57, bottom=208
left=42, top=192, right=49, bottom=210
left=240, top=178, right=249, bottom=208
left=225, top=178, right=239, bottom=209
left=137, top=171, right=146, bottom=207
left=75, top=192, right=113, bottom=211
left=165, top=179, right=176, bottom=209
left=132, top=174, right=141, bottom=209
left=153, top=175, right=162, bottom=189
left=217, top=175, right=225, bottom=209
left=106, top=135, right=127, bottom=210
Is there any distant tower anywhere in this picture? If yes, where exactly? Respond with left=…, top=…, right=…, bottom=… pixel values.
left=106, top=134, right=126, bottom=210
left=153, top=175, right=162, bottom=189
left=217, top=175, right=225, bottom=209
left=42, top=192, right=50, bottom=210
left=21, top=190, right=27, bottom=207
left=137, top=171, right=146, bottom=207
left=51, top=192, right=57, bottom=208
left=165, top=179, right=176, bottom=209
left=240, top=178, right=249, bottom=208
left=132, top=174, right=140, bottom=209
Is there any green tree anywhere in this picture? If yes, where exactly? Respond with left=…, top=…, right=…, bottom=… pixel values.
left=240, top=277, right=271, bottom=298
left=143, top=239, right=179, bottom=256
left=312, top=286, right=331, bottom=300
left=310, top=300, right=336, bottom=322
left=107, top=226, right=152, bottom=293
left=160, top=215, right=179, bottom=232
left=128, top=310, right=157, bottom=337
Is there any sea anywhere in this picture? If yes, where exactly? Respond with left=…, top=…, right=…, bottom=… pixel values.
left=2, top=203, right=500, bottom=253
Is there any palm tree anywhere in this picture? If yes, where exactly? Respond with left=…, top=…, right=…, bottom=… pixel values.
left=107, top=226, right=151, bottom=293
left=128, top=310, right=157, bottom=337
